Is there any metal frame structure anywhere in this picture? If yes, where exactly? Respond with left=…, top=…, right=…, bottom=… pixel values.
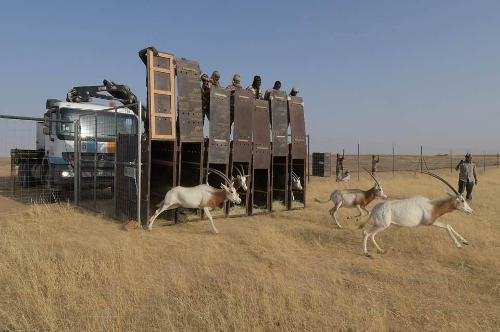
left=228, top=89, right=254, bottom=216
left=205, top=87, right=231, bottom=217
left=269, top=90, right=289, bottom=211
left=288, top=95, right=307, bottom=209
left=251, top=99, right=272, bottom=214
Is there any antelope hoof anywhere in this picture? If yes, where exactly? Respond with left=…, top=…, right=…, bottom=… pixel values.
left=377, top=249, right=385, bottom=254
left=364, top=253, right=373, bottom=259
left=456, top=244, right=463, bottom=249
left=463, top=240, right=469, bottom=245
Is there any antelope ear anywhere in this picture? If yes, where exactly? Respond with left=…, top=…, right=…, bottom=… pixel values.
left=244, top=175, right=250, bottom=178
left=221, top=184, right=229, bottom=191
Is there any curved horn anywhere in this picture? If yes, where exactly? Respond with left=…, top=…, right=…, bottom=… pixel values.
left=422, top=171, right=459, bottom=196
left=363, top=168, right=381, bottom=187
left=207, top=168, right=232, bottom=186
left=291, top=171, right=299, bottom=181
left=234, top=165, right=243, bottom=177
left=239, top=165, right=246, bottom=176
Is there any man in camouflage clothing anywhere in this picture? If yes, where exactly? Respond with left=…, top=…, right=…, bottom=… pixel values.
left=226, top=74, right=242, bottom=91
left=336, top=151, right=345, bottom=181
left=211, top=71, right=221, bottom=88
left=371, top=155, right=380, bottom=175
left=455, top=153, right=478, bottom=201
left=247, top=75, right=263, bottom=99
left=201, top=73, right=213, bottom=120
left=289, top=87, right=299, bottom=96
left=264, top=81, right=281, bottom=100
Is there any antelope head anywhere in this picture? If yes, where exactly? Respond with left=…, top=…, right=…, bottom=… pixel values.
left=291, top=171, right=303, bottom=191
left=221, top=183, right=242, bottom=204
left=233, top=165, right=250, bottom=191
left=364, top=168, right=387, bottom=199
left=208, top=168, right=243, bottom=205
left=423, top=171, right=473, bottom=215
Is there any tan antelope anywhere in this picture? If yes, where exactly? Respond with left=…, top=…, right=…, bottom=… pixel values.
left=315, top=169, right=387, bottom=228
left=360, top=171, right=473, bottom=257
left=147, top=168, right=242, bottom=233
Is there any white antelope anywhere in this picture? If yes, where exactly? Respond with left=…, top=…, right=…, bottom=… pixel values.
left=147, top=168, right=242, bottom=233
left=290, top=171, right=303, bottom=201
left=233, top=165, right=250, bottom=192
left=315, top=169, right=387, bottom=228
left=360, top=171, right=473, bottom=256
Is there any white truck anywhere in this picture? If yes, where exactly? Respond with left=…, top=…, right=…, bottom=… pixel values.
left=11, top=80, right=140, bottom=193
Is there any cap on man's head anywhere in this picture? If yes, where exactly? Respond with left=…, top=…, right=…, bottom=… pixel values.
left=465, top=153, right=472, bottom=159
left=212, top=70, right=220, bottom=78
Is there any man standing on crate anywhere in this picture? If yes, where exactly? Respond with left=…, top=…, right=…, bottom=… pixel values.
left=455, top=153, right=478, bottom=201
left=371, top=155, right=380, bottom=175
left=336, top=151, right=344, bottom=181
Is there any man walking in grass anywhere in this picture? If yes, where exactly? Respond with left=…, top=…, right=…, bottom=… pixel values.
left=455, top=153, right=478, bottom=201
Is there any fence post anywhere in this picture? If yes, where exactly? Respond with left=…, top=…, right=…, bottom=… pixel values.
left=450, top=149, right=452, bottom=173
left=392, top=144, right=395, bottom=176
left=94, top=116, right=97, bottom=211
left=307, top=134, right=310, bottom=183
left=484, top=152, right=486, bottom=174
left=113, top=108, right=118, bottom=218
left=357, top=142, right=360, bottom=181
left=73, top=120, right=79, bottom=205
left=497, top=152, right=499, bottom=168
left=420, top=146, right=423, bottom=173
left=137, top=101, right=142, bottom=229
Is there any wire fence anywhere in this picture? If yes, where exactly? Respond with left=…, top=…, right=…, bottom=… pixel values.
left=309, top=144, right=499, bottom=181
left=0, top=105, right=141, bottom=221
left=0, top=116, right=76, bottom=208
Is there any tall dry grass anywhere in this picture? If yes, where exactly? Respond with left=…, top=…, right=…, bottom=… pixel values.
left=0, top=170, right=499, bottom=331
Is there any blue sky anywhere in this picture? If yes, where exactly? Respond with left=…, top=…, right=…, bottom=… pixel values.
left=0, top=0, right=499, bottom=154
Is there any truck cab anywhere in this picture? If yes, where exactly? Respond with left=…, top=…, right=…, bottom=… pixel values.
left=42, top=99, right=137, bottom=189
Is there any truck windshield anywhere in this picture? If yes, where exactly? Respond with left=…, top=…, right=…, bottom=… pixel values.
left=58, top=108, right=137, bottom=141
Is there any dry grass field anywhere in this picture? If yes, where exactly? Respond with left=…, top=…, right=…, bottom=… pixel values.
left=0, top=168, right=499, bottom=331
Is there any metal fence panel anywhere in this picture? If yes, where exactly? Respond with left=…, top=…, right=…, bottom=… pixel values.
left=0, top=116, right=75, bottom=216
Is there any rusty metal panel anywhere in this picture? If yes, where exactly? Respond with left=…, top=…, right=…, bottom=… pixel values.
left=176, top=58, right=203, bottom=142
left=208, top=87, right=230, bottom=164
left=253, top=100, right=271, bottom=169
left=147, top=50, right=175, bottom=140
left=269, top=90, right=288, bottom=156
left=288, top=96, right=306, bottom=158
left=232, top=89, right=254, bottom=162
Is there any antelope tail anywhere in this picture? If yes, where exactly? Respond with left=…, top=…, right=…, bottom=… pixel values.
left=314, top=198, right=330, bottom=204
left=155, top=199, right=164, bottom=208
left=358, top=214, right=373, bottom=229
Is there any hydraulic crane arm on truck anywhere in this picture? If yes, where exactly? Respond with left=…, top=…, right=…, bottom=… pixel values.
left=66, top=79, right=143, bottom=115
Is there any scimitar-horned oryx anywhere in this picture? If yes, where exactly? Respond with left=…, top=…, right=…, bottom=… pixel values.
left=315, top=169, right=387, bottom=228
left=359, top=171, right=473, bottom=256
left=147, top=168, right=242, bottom=233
